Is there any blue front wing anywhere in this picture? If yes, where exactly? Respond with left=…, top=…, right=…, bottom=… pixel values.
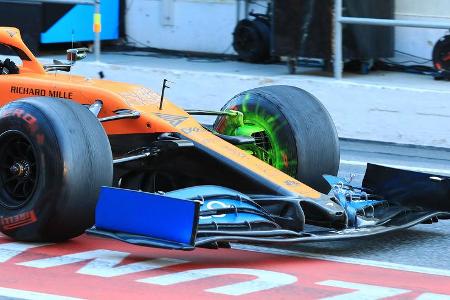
left=87, top=164, right=450, bottom=250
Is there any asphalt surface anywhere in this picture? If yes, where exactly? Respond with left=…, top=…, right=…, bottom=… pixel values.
left=285, top=139, right=450, bottom=270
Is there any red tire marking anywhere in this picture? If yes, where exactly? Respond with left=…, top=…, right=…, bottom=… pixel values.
left=0, top=211, right=37, bottom=231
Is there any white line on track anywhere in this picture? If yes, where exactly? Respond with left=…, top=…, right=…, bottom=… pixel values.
left=232, top=244, right=450, bottom=278
left=340, top=160, right=450, bottom=176
left=0, top=287, right=84, bottom=300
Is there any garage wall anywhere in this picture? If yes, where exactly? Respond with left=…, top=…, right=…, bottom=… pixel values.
left=125, top=0, right=266, bottom=54
left=395, top=0, right=450, bottom=59
left=125, top=0, right=450, bottom=59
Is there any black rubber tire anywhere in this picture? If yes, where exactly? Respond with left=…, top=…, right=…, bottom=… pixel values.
left=0, top=98, right=113, bottom=241
left=233, top=18, right=271, bottom=63
left=433, top=34, right=450, bottom=72
left=214, top=85, right=339, bottom=193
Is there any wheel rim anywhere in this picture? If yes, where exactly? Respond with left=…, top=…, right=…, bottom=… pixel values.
left=0, top=131, right=38, bottom=208
left=243, top=116, right=288, bottom=172
left=215, top=97, right=298, bottom=177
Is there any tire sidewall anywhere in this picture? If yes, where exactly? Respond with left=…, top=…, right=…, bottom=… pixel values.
left=0, top=102, right=64, bottom=240
left=0, top=98, right=113, bottom=241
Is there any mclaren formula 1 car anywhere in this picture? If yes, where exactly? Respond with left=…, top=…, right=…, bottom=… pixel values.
left=0, top=27, right=448, bottom=250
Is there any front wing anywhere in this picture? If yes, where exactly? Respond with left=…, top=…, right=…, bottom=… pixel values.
left=87, top=164, right=450, bottom=250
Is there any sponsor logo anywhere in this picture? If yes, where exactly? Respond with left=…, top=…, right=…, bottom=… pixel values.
left=155, top=113, right=188, bottom=127
left=119, top=87, right=160, bottom=106
left=0, top=211, right=37, bottom=231
left=180, top=127, right=207, bottom=135
left=2, top=108, right=39, bottom=135
left=10, top=86, right=73, bottom=99
left=284, top=180, right=300, bottom=186
left=2, top=108, right=37, bottom=126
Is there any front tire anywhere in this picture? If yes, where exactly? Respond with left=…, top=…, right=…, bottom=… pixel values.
left=0, top=98, right=113, bottom=241
left=214, top=85, right=339, bottom=193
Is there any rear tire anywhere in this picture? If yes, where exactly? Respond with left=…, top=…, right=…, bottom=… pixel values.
left=0, top=98, right=113, bottom=241
left=214, top=85, right=339, bottom=193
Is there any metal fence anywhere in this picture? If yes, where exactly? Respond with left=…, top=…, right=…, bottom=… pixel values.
left=1, top=0, right=101, bottom=61
left=333, top=0, right=450, bottom=79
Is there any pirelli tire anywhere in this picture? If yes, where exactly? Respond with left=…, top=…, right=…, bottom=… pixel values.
left=214, top=85, right=340, bottom=193
left=0, top=97, right=113, bottom=242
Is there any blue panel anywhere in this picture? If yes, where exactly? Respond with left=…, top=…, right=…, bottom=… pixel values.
left=95, top=187, right=199, bottom=245
left=41, top=1, right=119, bottom=43
left=166, top=185, right=249, bottom=200
left=201, top=198, right=258, bottom=211
left=199, top=198, right=269, bottom=224
left=200, top=212, right=269, bottom=225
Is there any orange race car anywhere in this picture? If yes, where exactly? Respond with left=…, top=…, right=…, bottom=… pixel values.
left=0, top=27, right=448, bottom=250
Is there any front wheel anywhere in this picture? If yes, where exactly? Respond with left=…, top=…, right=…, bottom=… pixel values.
left=0, top=98, right=113, bottom=242
left=214, top=85, right=340, bottom=193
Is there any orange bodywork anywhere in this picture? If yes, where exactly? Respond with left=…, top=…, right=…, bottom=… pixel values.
left=0, top=27, right=321, bottom=199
